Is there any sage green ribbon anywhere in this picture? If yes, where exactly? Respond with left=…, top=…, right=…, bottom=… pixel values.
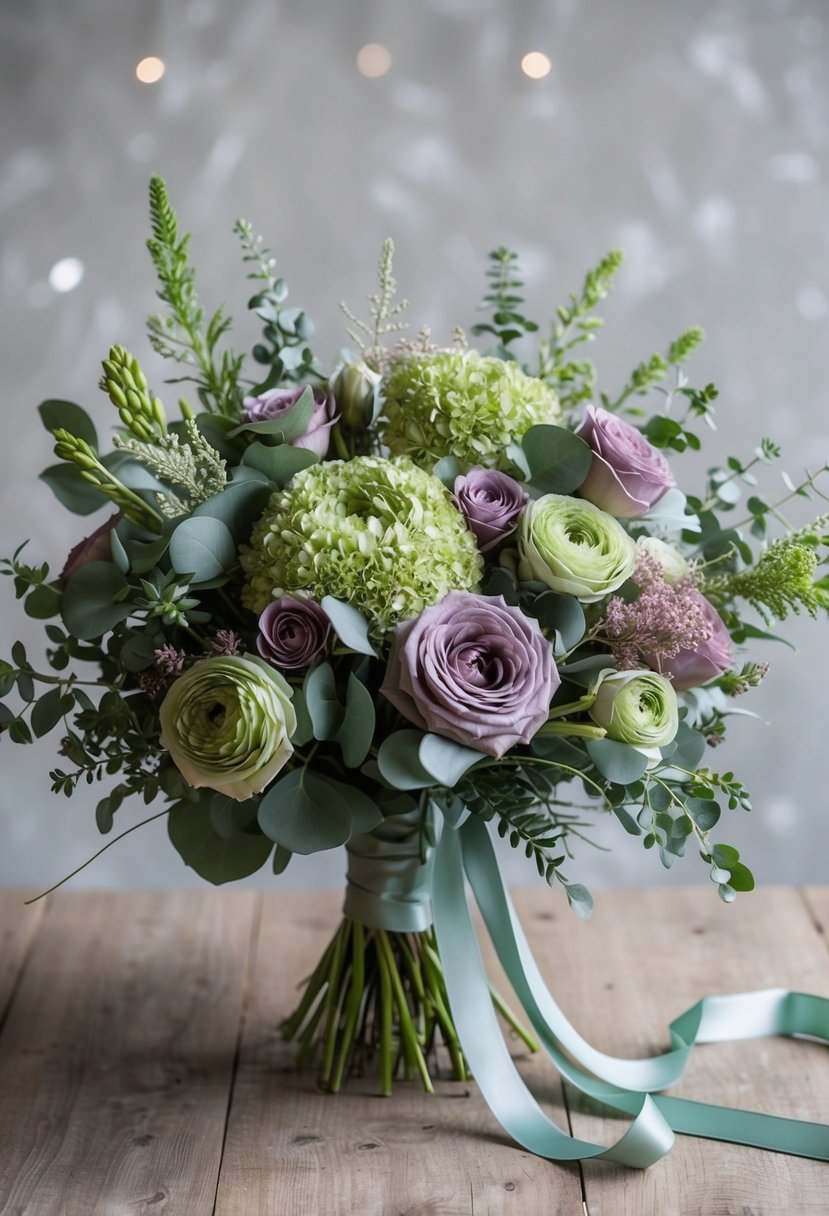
left=343, top=807, right=434, bottom=932
left=432, top=815, right=829, bottom=1169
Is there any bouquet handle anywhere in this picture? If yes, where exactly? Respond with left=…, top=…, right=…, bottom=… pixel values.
left=433, top=815, right=829, bottom=1169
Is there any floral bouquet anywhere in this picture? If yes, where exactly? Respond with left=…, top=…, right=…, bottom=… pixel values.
left=3, top=178, right=828, bottom=1169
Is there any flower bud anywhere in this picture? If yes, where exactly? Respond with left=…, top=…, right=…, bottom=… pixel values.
left=329, top=360, right=382, bottom=429
left=588, top=668, right=679, bottom=766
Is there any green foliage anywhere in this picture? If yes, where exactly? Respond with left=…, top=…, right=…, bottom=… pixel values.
left=522, top=424, right=593, bottom=494
left=536, top=249, right=624, bottom=409
left=341, top=238, right=409, bottom=357
left=471, top=247, right=539, bottom=357
left=146, top=176, right=244, bottom=417
left=169, top=794, right=273, bottom=883
left=235, top=218, right=323, bottom=384
left=114, top=419, right=227, bottom=516
left=51, top=430, right=163, bottom=531
left=99, top=346, right=168, bottom=440
left=708, top=536, right=825, bottom=622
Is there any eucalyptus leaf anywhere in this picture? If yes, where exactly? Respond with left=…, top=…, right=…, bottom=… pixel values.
left=273, top=845, right=292, bottom=875
left=289, top=686, right=314, bottom=747
left=109, top=528, right=130, bottom=574
left=241, top=441, right=317, bottom=487
left=61, top=562, right=133, bottom=640
left=192, top=477, right=272, bottom=541
left=321, top=596, right=378, bottom=657
left=169, top=516, right=236, bottom=583
left=38, top=399, right=98, bottom=449
left=334, top=673, right=376, bottom=768
left=31, top=687, right=64, bottom=738
left=122, top=532, right=171, bottom=575
left=522, top=425, right=592, bottom=494
left=257, top=767, right=353, bottom=853
left=24, top=584, right=62, bottom=620
left=531, top=592, right=585, bottom=651
left=321, top=774, right=383, bottom=834
left=419, top=734, right=486, bottom=788
left=565, top=883, right=594, bottom=920
left=169, top=799, right=273, bottom=883
left=377, top=730, right=435, bottom=790
left=304, top=662, right=343, bottom=740
left=432, top=456, right=462, bottom=488
left=585, top=738, right=649, bottom=784
left=40, top=463, right=107, bottom=516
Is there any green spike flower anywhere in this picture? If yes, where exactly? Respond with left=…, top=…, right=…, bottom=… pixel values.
left=52, top=429, right=162, bottom=531
left=99, top=345, right=167, bottom=440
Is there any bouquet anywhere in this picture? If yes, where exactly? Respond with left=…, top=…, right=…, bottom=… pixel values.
left=3, top=178, right=828, bottom=1169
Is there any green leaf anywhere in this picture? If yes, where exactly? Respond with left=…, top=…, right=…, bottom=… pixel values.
left=240, top=442, right=316, bottom=487
left=31, top=687, right=64, bottom=738
left=61, top=562, right=133, bottom=640
left=119, top=632, right=160, bottom=672
left=565, top=883, right=594, bottom=919
left=320, top=774, right=383, bottom=834
left=289, top=686, right=314, bottom=747
left=40, top=463, right=107, bottom=515
left=38, top=399, right=98, bottom=449
left=585, top=738, right=649, bottom=784
left=8, top=719, right=33, bottom=744
left=522, top=425, right=593, bottom=494
left=418, top=734, right=486, bottom=788
left=109, top=528, right=130, bottom=574
left=686, top=797, right=721, bottom=831
left=432, top=456, right=462, bottom=488
left=24, top=584, right=62, bottom=620
left=257, top=767, right=352, bottom=853
left=273, top=845, right=292, bottom=875
left=169, top=798, right=273, bottom=883
left=531, top=592, right=585, bottom=651
left=228, top=386, right=315, bottom=443
left=303, top=662, right=343, bottom=740
left=169, top=516, right=236, bottom=583
left=667, top=722, right=707, bottom=771
left=320, top=596, right=378, bottom=657
left=121, top=533, right=171, bottom=575
left=711, top=843, right=740, bottom=870
left=333, top=673, right=376, bottom=768
left=191, top=477, right=272, bottom=541
left=377, top=730, right=435, bottom=790
left=727, top=861, right=755, bottom=892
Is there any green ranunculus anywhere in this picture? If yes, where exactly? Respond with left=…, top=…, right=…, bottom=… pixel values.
left=518, top=494, right=636, bottom=602
left=588, top=669, right=678, bottom=764
left=159, top=656, right=296, bottom=802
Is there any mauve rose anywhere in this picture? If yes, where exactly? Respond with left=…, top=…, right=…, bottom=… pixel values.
left=454, top=468, right=528, bottom=553
left=658, top=591, right=732, bottom=690
left=577, top=404, right=675, bottom=518
left=257, top=597, right=332, bottom=671
left=243, top=385, right=337, bottom=459
left=382, top=591, right=560, bottom=758
left=60, top=513, right=121, bottom=581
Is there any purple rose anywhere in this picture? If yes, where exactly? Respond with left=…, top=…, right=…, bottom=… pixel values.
left=577, top=405, right=675, bottom=518
left=257, top=597, right=332, bottom=671
left=659, top=591, right=732, bottom=690
left=60, top=513, right=121, bottom=582
left=242, top=385, right=337, bottom=459
left=454, top=468, right=528, bottom=553
left=381, top=591, right=560, bottom=759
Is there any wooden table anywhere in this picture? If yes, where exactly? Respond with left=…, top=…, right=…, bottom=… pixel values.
left=0, top=887, right=826, bottom=1215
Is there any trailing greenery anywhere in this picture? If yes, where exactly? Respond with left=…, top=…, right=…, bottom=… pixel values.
left=471, top=246, right=539, bottom=358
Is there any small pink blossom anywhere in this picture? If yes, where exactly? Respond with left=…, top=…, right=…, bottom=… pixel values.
left=601, top=555, right=711, bottom=675
left=205, top=630, right=243, bottom=656
left=154, top=644, right=186, bottom=676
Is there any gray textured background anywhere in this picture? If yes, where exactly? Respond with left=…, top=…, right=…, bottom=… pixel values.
left=1, top=0, right=827, bottom=896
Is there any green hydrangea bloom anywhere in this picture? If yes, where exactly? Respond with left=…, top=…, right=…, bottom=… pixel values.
left=379, top=350, right=561, bottom=470
left=241, top=456, right=483, bottom=630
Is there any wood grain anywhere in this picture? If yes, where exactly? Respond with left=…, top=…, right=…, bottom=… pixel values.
left=0, top=890, right=45, bottom=1030
left=542, top=887, right=829, bottom=1216
left=0, top=889, right=259, bottom=1216
left=212, top=889, right=583, bottom=1216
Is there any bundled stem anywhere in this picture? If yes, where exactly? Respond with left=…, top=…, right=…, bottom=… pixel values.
left=282, top=918, right=537, bottom=1094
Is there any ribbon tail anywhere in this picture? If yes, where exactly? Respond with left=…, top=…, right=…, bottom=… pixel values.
left=433, top=816, right=829, bottom=1167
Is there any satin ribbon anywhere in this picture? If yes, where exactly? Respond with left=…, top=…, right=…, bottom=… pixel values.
left=343, top=806, right=434, bottom=932
left=432, top=815, right=829, bottom=1168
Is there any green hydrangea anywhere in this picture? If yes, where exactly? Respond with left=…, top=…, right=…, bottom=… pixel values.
left=241, top=456, right=483, bottom=630
left=379, top=350, right=561, bottom=470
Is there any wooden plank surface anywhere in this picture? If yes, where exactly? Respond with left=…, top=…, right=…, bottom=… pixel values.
left=0, top=887, right=826, bottom=1215
left=0, top=889, right=260, bottom=1216
left=550, top=887, right=829, bottom=1216
left=213, top=889, right=583, bottom=1216
left=0, top=890, right=45, bottom=1030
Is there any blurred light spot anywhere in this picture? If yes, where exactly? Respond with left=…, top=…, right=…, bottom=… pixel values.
left=797, top=286, right=828, bottom=322
left=521, top=51, right=551, bottom=79
left=768, top=152, right=818, bottom=183
left=136, top=56, right=166, bottom=84
left=357, top=44, right=391, bottom=78
left=48, top=257, right=84, bottom=293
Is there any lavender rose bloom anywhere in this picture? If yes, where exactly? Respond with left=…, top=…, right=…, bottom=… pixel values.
left=577, top=404, right=675, bottom=518
left=454, top=468, right=528, bottom=553
left=242, top=385, right=337, bottom=459
left=382, top=591, right=560, bottom=758
left=659, top=591, right=732, bottom=690
left=257, top=597, right=332, bottom=671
